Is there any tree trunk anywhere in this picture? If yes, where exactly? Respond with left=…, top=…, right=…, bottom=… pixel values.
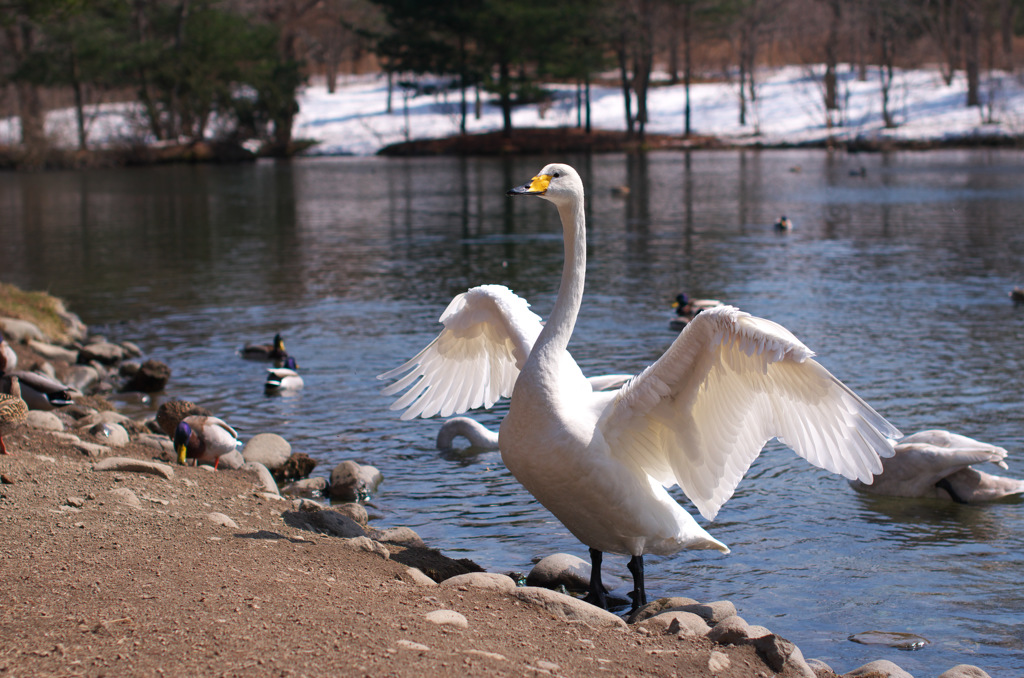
left=1000, top=0, right=1015, bottom=70
left=71, top=49, right=87, bottom=151
left=824, top=0, right=840, bottom=111
left=963, top=0, right=980, bottom=106
left=617, top=30, right=634, bottom=136
left=498, top=58, right=513, bottom=136
left=683, top=1, right=692, bottom=137
left=5, top=20, right=47, bottom=164
left=585, top=76, right=592, bottom=134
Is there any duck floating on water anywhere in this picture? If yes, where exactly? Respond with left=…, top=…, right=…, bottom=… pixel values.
left=850, top=430, right=1024, bottom=503
left=0, top=376, right=29, bottom=455
left=1010, top=287, right=1024, bottom=304
left=241, top=333, right=287, bottom=362
left=669, top=293, right=723, bottom=331
left=381, top=163, right=900, bottom=613
left=774, top=215, right=793, bottom=231
left=265, top=356, right=304, bottom=394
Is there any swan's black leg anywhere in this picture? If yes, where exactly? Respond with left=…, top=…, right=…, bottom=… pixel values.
left=583, top=547, right=608, bottom=609
left=936, top=477, right=968, bottom=504
left=627, top=554, right=647, bottom=613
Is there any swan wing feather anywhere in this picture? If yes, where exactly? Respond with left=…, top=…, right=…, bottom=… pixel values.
left=601, top=305, right=900, bottom=521
left=378, top=284, right=542, bottom=420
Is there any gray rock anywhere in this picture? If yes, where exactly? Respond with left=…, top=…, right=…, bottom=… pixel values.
left=27, top=340, right=78, bottom=363
left=513, top=586, right=626, bottom=629
left=122, top=359, right=171, bottom=393
left=526, top=553, right=591, bottom=591
left=206, top=512, right=239, bottom=528
left=136, top=433, right=174, bottom=453
left=374, top=526, right=424, bottom=547
left=119, top=340, right=142, bottom=357
left=807, top=658, right=836, bottom=677
left=328, top=460, right=382, bottom=501
left=78, top=341, right=125, bottom=365
left=395, top=640, right=430, bottom=652
left=677, top=600, right=736, bottom=625
left=636, top=610, right=709, bottom=636
left=346, top=536, right=389, bottom=559
left=76, top=441, right=111, bottom=458
left=0, top=317, right=44, bottom=343
left=242, top=433, right=292, bottom=470
left=402, top=567, right=437, bottom=586
left=745, top=634, right=816, bottom=678
left=707, top=615, right=751, bottom=644
left=708, top=651, right=731, bottom=672
left=216, top=450, right=245, bottom=470
left=280, top=476, right=328, bottom=497
left=441, top=572, right=517, bottom=593
left=241, top=461, right=279, bottom=494
left=93, top=456, right=175, bottom=480
left=89, top=422, right=130, bottom=447
left=77, top=411, right=133, bottom=428
left=25, top=410, right=64, bottom=432
left=287, top=504, right=367, bottom=539
left=628, top=596, right=701, bottom=624
left=104, top=488, right=141, bottom=508
left=938, top=666, right=992, bottom=678
left=66, top=496, right=85, bottom=508
left=331, top=502, right=368, bottom=525
left=845, top=659, right=914, bottom=678
left=65, top=365, right=101, bottom=392
left=424, top=610, right=468, bottom=628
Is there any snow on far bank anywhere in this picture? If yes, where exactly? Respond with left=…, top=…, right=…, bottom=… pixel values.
left=3, top=64, right=1023, bottom=156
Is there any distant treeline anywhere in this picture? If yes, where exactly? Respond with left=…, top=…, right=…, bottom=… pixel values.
left=1, top=0, right=1020, bottom=167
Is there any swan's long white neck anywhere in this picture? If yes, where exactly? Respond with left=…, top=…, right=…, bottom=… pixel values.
left=531, top=196, right=586, bottom=365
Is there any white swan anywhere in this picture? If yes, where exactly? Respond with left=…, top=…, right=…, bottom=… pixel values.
left=436, top=375, right=631, bottom=452
left=380, top=163, right=900, bottom=612
left=850, top=429, right=1024, bottom=502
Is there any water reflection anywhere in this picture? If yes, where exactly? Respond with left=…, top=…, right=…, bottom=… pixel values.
left=2, top=150, right=1024, bottom=675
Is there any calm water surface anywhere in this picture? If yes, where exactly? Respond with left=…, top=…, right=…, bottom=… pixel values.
left=2, top=150, right=1023, bottom=675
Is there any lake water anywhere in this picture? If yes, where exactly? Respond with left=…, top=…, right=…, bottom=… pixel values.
left=2, top=149, right=1023, bottom=676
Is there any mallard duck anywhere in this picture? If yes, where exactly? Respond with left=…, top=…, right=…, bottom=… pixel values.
left=241, top=333, right=287, bottom=361
left=774, top=215, right=793, bottom=231
left=381, top=163, right=899, bottom=613
left=0, top=376, right=29, bottom=455
left=1, top=371, right=76, bottom=410
left=156, top=399, right=212, bottom=438
left=265, top=357, right=304, bottom=394
left=850, top=430, right=1024, bottom=503
left=0, top=331, right=17, bottom=373
left=669, top=293, right=723, bottom=331
left=173, top=415, right=240, bottom=469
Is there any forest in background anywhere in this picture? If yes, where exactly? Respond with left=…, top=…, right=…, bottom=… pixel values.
left=1, top=0, right=1021, bottom=167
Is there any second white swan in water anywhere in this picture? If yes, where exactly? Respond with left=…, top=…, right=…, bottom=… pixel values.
left=380, top=163, right=900, bottom=612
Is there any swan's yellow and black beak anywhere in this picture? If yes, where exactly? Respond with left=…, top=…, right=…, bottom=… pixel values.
left=507, top=174, right=551, bottom=196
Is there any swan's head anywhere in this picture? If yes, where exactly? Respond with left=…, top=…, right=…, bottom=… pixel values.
left=507, top=163, right=583, bottom=206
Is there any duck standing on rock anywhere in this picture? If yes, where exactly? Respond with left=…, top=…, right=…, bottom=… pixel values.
left=0, top=331, right=17, bottom=372
left=381, top=163, right=900, bottom=613
left=242, top=333, right=287, bottom=362
left=174, top=415, right=240, bottom=469
left=265, top=356, right=304, bottom=394
left=0, top=370, right=76, bottom=410
left=0, top=376, right=29, bottom=455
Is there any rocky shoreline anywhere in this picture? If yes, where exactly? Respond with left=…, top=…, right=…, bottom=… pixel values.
left=0, top=288, right=995, bottom=677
